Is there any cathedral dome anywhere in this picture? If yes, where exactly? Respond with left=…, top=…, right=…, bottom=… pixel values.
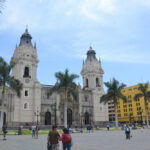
left=12, top=28, right=38, bottom=64
left=19, top=28, right=33, bottom=47
left=86, top=46, right=97, bottom=62
left=81, top=47, right=104, bottom=75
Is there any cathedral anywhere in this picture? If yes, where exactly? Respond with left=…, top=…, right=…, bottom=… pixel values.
left=0, top=28, right=108, bottom=126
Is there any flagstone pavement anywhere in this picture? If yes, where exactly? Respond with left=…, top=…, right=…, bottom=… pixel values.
left=0, top=129, right=150, bottom=150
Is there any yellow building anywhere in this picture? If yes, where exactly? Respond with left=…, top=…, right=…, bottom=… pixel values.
left=108, top=84, right=150, bottom=124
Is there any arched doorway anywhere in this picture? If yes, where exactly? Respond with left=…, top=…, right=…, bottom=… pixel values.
left=3, top=112, right=6, bottom=125
left=85, top=112, right=90, bottom=124
left=45, top=112, right=51, bottom=125
left=67, top=109, right=72, bottom=126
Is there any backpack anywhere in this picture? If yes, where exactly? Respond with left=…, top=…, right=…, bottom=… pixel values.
left=63, top=134, right=71, bottom=144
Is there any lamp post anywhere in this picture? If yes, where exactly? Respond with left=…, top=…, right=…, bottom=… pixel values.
left=34, top=107, right=40, bottom=125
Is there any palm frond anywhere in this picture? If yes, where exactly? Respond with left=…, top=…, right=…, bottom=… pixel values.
left=102, top=78, right=126, bottom=105
left=118, top=93, right=127, bottom=102
left=68, top=87, right=78, bottom=101
left=147, top=92, right=150, bottom=101
left=100, top=94, right=112, bottom=104
left=134, top=93, right=143, bottom=101
left=51, top=69, right=79, bottom=103
left=118, top=83, right=126, bottom=91
left=9, top=77, right=23, bottom=97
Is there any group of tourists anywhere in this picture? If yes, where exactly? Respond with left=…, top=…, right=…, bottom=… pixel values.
left=47, top=125, right=72, bottom=150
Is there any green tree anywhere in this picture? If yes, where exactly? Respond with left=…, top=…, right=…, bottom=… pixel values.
left=51, top=69, right=79, bottom=127
left=100, top=78, right=126, bottom=128
left=134, top=83, right=150, bottom=127
left=0, top=57, right=23, bottom=128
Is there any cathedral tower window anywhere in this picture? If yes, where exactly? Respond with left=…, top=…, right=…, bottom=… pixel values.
left=86, top=78, right=88, bottom=87
left=47, top=93, right=50, bottom=99
left=23, top=67, right=30, bottom=78
left=96, top=78, right=99, bottom=87
left=25, top=90, right=28, bottom=96
left=24, top=103, right=28, bottom=109
left=85, top=96, right=88, bottom=102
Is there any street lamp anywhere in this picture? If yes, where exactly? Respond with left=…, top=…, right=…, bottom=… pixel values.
left=34, top=107, right=40, bottom=125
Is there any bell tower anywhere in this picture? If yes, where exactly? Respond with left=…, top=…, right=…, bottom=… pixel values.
left=81, top=46, right=104, bottom=91
left=11, top=28, right=41, bottom=124
left=81, top=46, right=108, bottom=124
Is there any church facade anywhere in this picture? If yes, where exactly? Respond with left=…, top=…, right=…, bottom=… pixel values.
left=0, top=29, right=108, bottom=126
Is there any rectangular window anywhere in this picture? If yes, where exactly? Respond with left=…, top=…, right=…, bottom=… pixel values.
left=25, top=90, right=28, bottom=96
left=118, top=114, right=121, bottom=117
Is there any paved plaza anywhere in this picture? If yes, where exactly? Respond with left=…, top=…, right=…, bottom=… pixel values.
left=0, top=129, right=150, bottom=150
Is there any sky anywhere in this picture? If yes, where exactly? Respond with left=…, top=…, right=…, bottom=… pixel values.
left=0, top=0, right=150, bottom=89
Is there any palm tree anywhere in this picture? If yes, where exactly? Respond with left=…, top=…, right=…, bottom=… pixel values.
left=0, top=57, right=23, bottom=128
left=0, top=0, right=5, bottom=14
left=134, top=83, right=150, bottom=127
left=100, top=78, right=126, bottom=128
left=51, top=69, right=79, bottom=127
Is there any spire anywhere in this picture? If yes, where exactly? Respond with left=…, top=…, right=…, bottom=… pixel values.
left=89, top=46, right=93, bottom=50
left=25, top=25, right=28, bottom=33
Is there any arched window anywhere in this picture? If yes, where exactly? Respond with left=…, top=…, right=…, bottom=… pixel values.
left=23, top=67, right=30, bottom=78
left=25, top=90, right=28, bottom=96
left=96, top=78, right=99, bottom=87
left=86, top=78, right=88, bottom=87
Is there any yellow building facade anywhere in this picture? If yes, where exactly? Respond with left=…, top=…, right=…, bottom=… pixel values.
left=108, top=84, right=150, bottom=124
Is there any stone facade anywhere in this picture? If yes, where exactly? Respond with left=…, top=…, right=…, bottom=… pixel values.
left=0, top=29, right=108, bottom=126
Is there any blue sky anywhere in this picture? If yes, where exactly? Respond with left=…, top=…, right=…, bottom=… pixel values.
left=0, top=0, right=150, bottom=88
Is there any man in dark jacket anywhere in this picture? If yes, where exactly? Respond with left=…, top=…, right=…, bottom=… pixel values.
left=2, top=124, right=7, bottom=140
left=125, top=125, right=131, bottom=140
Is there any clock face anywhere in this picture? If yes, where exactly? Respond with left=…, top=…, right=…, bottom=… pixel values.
left=25, top=78, right=30, bottom=83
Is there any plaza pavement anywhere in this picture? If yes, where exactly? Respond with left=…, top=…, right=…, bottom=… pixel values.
left=0, top=129, right=150, bottom=150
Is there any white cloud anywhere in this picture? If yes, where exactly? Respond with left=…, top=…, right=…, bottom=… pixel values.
left=0, top=0, right=119, bottom=31
left=1, top=0, right=150, bottom=65
left=79, top=0, right=117, bottom=23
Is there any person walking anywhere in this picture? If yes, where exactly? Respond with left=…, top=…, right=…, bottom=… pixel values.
left=125, top=125, right=131, bottom=140
left=2, top=124, right=7, bottom=140
left=32, top=124, right=36, bottom=139
left=59, top=128, right=72, bottom=150
left=35, top=125, right=39, bottom=139
left=106, top=124, right=110, bottom=131
left=47, top=125, right=60, bottom=150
